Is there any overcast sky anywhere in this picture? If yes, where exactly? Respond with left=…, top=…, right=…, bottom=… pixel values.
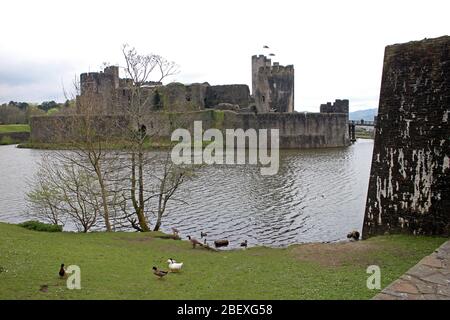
left=0, top=0, right=448, bottom=112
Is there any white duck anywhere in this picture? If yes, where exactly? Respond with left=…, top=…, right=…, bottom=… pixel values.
left=167, top=258, right=183, bottom=272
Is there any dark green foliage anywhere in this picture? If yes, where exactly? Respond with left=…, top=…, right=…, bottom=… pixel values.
left=18, top=220, right=62, bottom=232
left=38, top=101, right=58, bottom=112
left=8, top=101, right=29, bottom=110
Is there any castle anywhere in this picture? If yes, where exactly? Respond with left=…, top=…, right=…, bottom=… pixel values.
left=77, top=55, right=295, bottom=115
left=31, top=55, right=351, bottom=149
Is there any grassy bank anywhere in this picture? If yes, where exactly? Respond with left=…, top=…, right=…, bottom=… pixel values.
left=19, top=139, right=214, bottom=150
left=0, top=124, right=30, bottom=145
left=0, top=124, right=30, bottom=133
left=355, top=128, right=374, bottom=139
left=0, top=222, right=446, bottom=300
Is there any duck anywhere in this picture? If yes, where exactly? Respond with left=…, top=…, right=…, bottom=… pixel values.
left=240, top=240, right=248, bottom=248
left=39, top=284, right=49, bottom=293
left=214, top=239, right=229, bottom=248
left=347, top=230, right=360, bottom=241
left=187, top=236, right=202, bottom=248
left=172, top=227, right=180, bottom=237
left=58, top=263, right=67, bottom=279
left=152, top=266, right=168, bottom=279
left=167, top=258, right=183, bottom=272
left=200, top=231, right=208, bottom=238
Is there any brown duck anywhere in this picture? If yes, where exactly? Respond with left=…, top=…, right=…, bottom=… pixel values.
left=187, top=236, right=202, bottom=248
left=152, top=267, right=168, bottom=279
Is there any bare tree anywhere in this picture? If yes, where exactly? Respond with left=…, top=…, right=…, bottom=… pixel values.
left=151, top=152, right=190, bottom=231
left=121, top=44, right=178, bottom=232
left=27, top=45, right=192, bottom=234
left=27, top=155, right=101, bottom=232
left=26, top=169, right=64, bottom=226
left=56, top=77, right=128, bottom=231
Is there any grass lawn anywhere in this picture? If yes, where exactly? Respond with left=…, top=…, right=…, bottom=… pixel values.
left=0, top=124, right=30, bottom=133
left=0, top=222, right=446, bottom=300
left=355, top=128, right=374, bottom=139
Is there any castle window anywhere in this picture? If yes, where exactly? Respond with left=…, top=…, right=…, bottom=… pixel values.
left=262, top=95, right=265, bottom=103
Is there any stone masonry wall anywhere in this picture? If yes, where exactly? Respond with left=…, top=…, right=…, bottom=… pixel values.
left=320, top=99, right=349, bottom=114
left=30, top=110, right=350, bottom=149
left=30, top=114, right=129, bottom=143
left=363, top=36, right=450, bottom=237
left=205, top=85, right=250, bottom=108
left=252, top=55, right=295, bottom=113
left=140, top=111, right=350, bottom=148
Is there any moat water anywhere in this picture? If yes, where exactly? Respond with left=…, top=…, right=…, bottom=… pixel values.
left=0, top=139, right=374, bottom=248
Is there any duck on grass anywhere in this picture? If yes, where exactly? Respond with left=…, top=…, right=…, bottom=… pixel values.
left=0, top=222, right=446, bottom=299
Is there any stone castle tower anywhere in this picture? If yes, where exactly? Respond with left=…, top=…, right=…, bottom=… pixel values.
left=78, top=66, right=121, bottom=114
left=251, top=55, right=294, bottom=113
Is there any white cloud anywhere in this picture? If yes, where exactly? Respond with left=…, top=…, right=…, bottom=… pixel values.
left=0, top=0, right=449, bottom=111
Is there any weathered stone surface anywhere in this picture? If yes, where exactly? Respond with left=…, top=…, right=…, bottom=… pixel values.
left=437, top=285, right=450, bottom=297
left=320, top=99, right=349, bottom=114
left=400, top=274, right=437, bottom=294
left=31, top=110, right=351, bottom=149
left=363, top=36, right=450, bottom=237
left=389, top=280, right=419, bottom=294
left=422, top=273, right=450, bottom=285
left=420, top=255, right=444, bottom=269
left=406, top=264, right=439, bottom=278
left=372, top=293, right=398, bottom=300
left=205, top=85, right=250, bottom=108
left=252, top=55, right=294, bottom=113
left=210, top=103, right=240, bottom=111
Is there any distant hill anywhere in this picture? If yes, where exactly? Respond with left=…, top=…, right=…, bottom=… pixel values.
left=349, top=108, right=378, bottom=122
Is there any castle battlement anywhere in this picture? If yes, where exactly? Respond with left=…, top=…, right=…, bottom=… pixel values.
left=77, top=56, right=295, bottom=115
left=251, top=54, right=295, bottom=113
left=319, top=99, right=349, bottom=114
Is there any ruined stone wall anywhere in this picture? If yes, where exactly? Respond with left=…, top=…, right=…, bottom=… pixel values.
left=251, top=55, right=271, bottom=96
left=363, top=36, right=450, bottom=237
left=320, top=99, right=349, bottom=114
left=142, top=110, right=349, bottom=148
left=78, top=60, right=289, bottom=114
left=252, top=55, right=295, bottom=113
left=30, top=114, right=129, bottom=143
left=205, top=85, right=250, bottom=108
left=157, top=83, right=206, bottom=111
left=79, top=66, right=121, bottom=114
left=30, top=110, right=350, bottom=149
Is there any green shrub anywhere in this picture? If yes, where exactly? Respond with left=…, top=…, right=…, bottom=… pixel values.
left=212, top=110, right=225, bottom=128
left=18, top=220, right=62, bottom=232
